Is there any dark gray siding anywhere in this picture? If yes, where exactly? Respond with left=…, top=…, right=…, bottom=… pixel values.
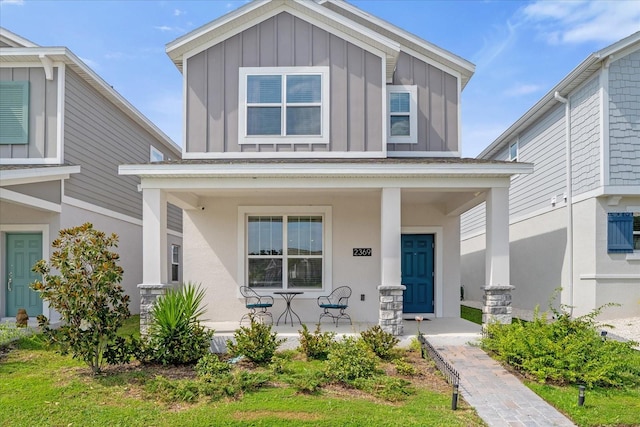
left=63, top=70, right=164, bottom=220
left=0, top=67, right=59, bottom=160
left=167, top=203, right=182, bottom=233
left=185, top=12, right=383, bottom=154
left=388, top=52, right=459, bottom=153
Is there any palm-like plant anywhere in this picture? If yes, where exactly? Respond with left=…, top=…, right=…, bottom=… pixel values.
left=147, top=282, right=213, bottom=365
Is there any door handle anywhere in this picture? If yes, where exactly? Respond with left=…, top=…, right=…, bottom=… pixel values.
left=7, top=270, right=13, bottom=292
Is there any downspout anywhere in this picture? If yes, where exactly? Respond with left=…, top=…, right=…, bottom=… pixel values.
left=554, top=91, right=573, bottom=316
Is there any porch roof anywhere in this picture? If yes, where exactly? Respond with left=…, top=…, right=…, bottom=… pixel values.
left=119, top=157, right=532, bottom=179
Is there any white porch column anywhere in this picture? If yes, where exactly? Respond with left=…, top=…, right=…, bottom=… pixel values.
left=381, top=187, right=402, bottom=286
left=379, top=187, right=405, bottom=335
left=483, top=186, right=513, bottom=324
left=142, top=188, right=168, bottom=285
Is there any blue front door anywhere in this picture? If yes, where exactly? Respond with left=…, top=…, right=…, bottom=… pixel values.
left=5, top=233, right=43, bottom=317
left=401, top=234, right=434, bottom=313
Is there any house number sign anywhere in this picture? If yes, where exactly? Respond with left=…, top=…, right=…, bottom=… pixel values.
left=353, top=248, right=372, bottom=256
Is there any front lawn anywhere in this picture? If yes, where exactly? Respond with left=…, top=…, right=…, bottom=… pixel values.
left=0, top=330, right=484, bottom=427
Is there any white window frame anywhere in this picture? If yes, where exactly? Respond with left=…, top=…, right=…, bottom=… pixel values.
left=170, top=244, right=180, bottom=282
left=509, top=141, right=519, bottom=161
left=238, top=66, right=330, bottom=145
left=237, top=206, right=332, bottom=297
left=150, top=145, right=164, bottom=162
left=387, top=85, right=417, bottom=144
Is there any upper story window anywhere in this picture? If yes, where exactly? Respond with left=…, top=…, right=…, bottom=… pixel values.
left=509, top=141, right=519, bottom=161
left=150, top=145, right=164, bottom=162
left=0, top=81, right=29, bottom=145
left=387, top=85, right=417, bottom=144
left=239, top=67, right=330, bottom=144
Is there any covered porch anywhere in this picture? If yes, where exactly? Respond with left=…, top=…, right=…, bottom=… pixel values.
left=119, top=159, right=532, bottom=334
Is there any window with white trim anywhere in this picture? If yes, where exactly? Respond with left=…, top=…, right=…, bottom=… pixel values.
left=387, top=85, right=417, bottom=144
left=239, top=67, right=330, bottom=144
left=509, top=141, right=519, bottom=161
left=171, top=244, right=180, bottom=282
left=241, top=207, right=331, bottom=291
left=634, top=213, right=640, bottom=251
left=150, top=145, right=164, bottom=162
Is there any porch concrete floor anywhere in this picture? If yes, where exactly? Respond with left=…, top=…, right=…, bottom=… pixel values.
left=203, top=317, right=482, bottom=352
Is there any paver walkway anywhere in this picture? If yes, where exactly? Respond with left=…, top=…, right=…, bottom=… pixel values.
left=436, top=344, right=576, bottom=427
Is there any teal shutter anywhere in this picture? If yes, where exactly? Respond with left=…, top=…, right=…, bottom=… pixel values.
left=0, top=81, right=29, bottom=144
left=608, top=213, right=634, bottom=253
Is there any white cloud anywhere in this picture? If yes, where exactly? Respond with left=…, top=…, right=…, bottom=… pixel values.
left=0, top=0, right=24, bottom=5
left=523, top=0, right=640, bottom=44
left=504, top=83, right=544, bottom=97
left=173, top=9, right=185, bottom=16
left=154, top=25, right=175, bottom=32
left=79, top=56, right=100, bottom=71
left=472, top=20, right=519, bottom=69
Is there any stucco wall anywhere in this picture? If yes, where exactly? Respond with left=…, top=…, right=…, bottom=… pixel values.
left=183, top=191, right=460, bottom=323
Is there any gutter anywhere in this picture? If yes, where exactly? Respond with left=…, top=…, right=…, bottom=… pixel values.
left=554, top=91, right=574, bottom=316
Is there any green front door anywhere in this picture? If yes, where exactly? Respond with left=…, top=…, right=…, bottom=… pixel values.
left=5, top=233, right=43, bottom=317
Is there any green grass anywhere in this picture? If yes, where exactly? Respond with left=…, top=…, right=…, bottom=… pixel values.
left=0, top=322, right=33, bottom=347
left=526, top=382, right=640, bottom=427
left=0, top=334, right=484, bottom=426
left=460, top=305, right=482, bottom=325
left=116, top=314, right=141, bottom=338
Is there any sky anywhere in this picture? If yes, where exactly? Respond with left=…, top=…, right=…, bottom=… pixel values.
left=1, top=0, right=639, bottom=157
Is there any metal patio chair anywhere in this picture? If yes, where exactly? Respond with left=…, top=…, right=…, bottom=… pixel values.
left=317, top=286, right=352, bottom=326
left=240, top=286, right=274, bottom=325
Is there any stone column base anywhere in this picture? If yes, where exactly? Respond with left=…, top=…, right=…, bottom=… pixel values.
left=482, top=285, right=514, bottom=325
left=138, top=283, right=174, bottom=336
left=378, top=284, right=406, bottom=336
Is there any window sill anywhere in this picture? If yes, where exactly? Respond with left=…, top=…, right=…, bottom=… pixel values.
left=239, top=137, right=329, bottom=145
left=626, top=252, right=640, bottom=261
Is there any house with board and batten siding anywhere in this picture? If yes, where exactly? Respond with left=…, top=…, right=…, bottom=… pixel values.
left=461, top=32, right=640, bottom=320
left=0, top=28, right=182, bottom=323
left=119, top=0, right=532, bottom=334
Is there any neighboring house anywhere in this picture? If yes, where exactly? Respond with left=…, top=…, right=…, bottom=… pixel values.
left=120, top=0, right=531, bottom=334
left=0, top=28, right=183, bottom=322
left=461, top=32, right=640, bottom=320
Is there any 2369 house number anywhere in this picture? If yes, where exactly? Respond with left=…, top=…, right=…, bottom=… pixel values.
left=353, top=248, right=372, bottom=257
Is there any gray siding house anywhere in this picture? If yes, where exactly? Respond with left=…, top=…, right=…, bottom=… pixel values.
left=120, top=0, right=531, bottom=334
left=0, top=28, right=183, bottom=321
left=461, top=32, right=640, bottom=320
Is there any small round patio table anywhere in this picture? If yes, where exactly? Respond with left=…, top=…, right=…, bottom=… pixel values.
left=273, top=290, right=304, bottom=326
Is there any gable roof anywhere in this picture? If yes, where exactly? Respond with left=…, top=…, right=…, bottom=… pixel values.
left=0, top=28, right=181, bottom=157
left=0, top=27, right=38, bottom=48
left=478, top=31, right=640, bottom=159
left=319, top=0, right=475, bottom=88
left=166, top=0, right=473, bottom=85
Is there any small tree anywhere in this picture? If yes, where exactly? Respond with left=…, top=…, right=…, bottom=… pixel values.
left=31, top=223, right=130, bottom=374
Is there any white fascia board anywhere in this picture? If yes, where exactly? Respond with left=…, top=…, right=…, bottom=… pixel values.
left=387, top=151, right=461, bottom=158
left=594, top=31, right=640, bottom=61
left=119, top=162, right=532, bottom=178
left=175, top=0, right=399, bottom=71
left=0, top=165, right=81, bottom=186
left=1, top=48, right=181, bottom=157
left=137, top=175, right=512, bottom=191
left=0, top=28, right=39, bottom=48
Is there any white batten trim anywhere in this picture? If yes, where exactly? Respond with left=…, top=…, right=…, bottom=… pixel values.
left=0, top=223, right=51, bottom=319
left=56, top=62, right=65, bottom=164
left=387, top=151, right=460, bottom=158
left=62, top=196, right=143, bottom=226
left=167, top=229, right=183, bottom=238
left=402, top=226, right=444, bottom=318
left=181, top=151, right=387, bottom=160
left=580, top=274, right=640, bottom=281
left=0, top=157, right=63, bottom=165
left=0, top=188, right=61, bottom=212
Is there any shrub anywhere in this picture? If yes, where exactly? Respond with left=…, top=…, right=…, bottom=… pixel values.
left=196, top=353, right=231, bottom=380
left=325, top=336, right=378, bottom=383
left=144, top=282, right=214, bottom=365
left=227, top=317, right=285, bottom=365
left=298, top=324, right=336, bottom=360
left=394, top=358, right=418, bottom=376
left=360, top=325, right=399, bottom=360
left=285, top=369, right=328, bottom=394
left=482, top=301, right=640, bottom=388
left=0, top=323, right=32, bottom=348
left=31, top=223, right=130, bottom=374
